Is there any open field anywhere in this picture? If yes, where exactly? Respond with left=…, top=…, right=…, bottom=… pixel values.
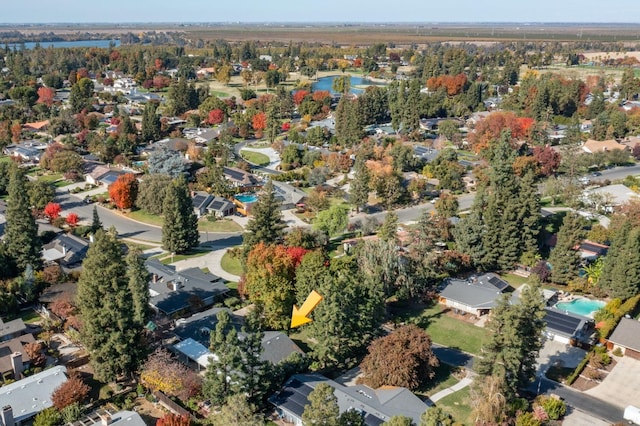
left=2, top=23, right=640, bottom=46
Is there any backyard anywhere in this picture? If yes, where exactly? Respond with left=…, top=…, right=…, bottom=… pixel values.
left=391, top=302, right=491, bottom=355
left=434, top=387, right=472, bottom=425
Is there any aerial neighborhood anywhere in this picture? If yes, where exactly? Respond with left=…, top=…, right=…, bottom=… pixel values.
left=2, top=16, right=640, bottom=426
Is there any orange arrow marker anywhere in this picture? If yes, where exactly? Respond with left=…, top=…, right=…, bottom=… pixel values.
left=290, top=290, right=323, bottom=328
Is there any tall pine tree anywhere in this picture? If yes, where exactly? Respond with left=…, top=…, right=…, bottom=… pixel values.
left=243, top=180, right=285, bottom=255
left=77, top=229, right=145, bottom=381
left=203, top=310, right=242, bottom=405
left=548, top=212, right=584, bottom=285
left=349, top=155, right=370, bottom=213
left=162, top=178, right=199, bottom=254
left=606, top=227, right=640, bottom=299
left=141, top=100, right=161, bottom=143
left=126, top=248, right=150, bottom=328
left=5, top=164, right=40, bottom=272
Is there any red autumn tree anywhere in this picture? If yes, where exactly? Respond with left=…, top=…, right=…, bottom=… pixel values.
left=50, top=296, right=76, bottom=319
left=312, top=90, right=331, bottom=103
left=37, top=87, right=55, bottom=106
left=533, top=146, right=562, bottom=177
left=156, top=414, right=190, bottom=426
left=66, top=213, right=79, bottom=226
left=44, top=202, right=62, bottom=220
left=51, top=375, right=90, bottom=410
left=360, top=324, right=439, bottom=390
left=468, top=112, right=535, bottom=153
left=108, top=173, right=139, bottom=210
left=285, top=246, right=310, bottom=267
left=293, top=90, right=309, bottom=106
left=207, top=108, right=225, bottom=125
left=252, top=112, right=267, bottom=131
left=426, top=73, right=468, bottom=96
left=281, top=122, right=291, bottom=132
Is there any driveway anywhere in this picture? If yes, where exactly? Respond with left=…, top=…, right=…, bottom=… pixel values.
left=537, top=340, right=587, bottom=374
left=585, top=355, right=640, bottom=408
left=562, top=408, right=609, bottom=426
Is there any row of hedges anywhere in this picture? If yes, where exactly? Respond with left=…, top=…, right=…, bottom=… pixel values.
left=595, top=295, right=640, bottom=339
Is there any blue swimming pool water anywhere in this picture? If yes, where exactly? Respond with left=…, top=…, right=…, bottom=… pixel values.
left=555, top=298, right=605, bottom=317
left=235, top=193, right=258, bottom=204
left=311, top=75, right=386, bottom=94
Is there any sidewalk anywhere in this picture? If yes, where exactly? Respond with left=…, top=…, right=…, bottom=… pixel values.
left=429, top=374, right=474, bottom=403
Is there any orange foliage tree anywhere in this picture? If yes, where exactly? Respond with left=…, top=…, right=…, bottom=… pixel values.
left=108, top=173, right=139, bottom=210
left=426, top=73, right=468, bottom=96
left=141, top=348, right=202, bottom=401
left=207, top=108, right=225, bottom=125
left=468, top=112, right=535, bottom=153
left=37, top=87, right=55, bottom=106
left=251, top=112, right=267, bottom=131
left=293, top=90, right=309, bottom=105
left=51, top=375, right=90, bottom=409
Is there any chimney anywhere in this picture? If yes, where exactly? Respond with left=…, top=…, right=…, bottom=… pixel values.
left=10, top=353, right=22, bottom=380
left=152, top=274, right=158, bottom=284
left=62, top=245, right=67, bottom=256
left=99, top=413, right=112, bottom=426
left=1, top=406, right=14, bottom=426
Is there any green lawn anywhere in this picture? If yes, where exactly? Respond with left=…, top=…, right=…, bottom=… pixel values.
left=240, top=150, right=270, bottom=166
left=221, top=251, right=243, bottom=276
left=434, top=387, right=472, bottom=425
left=36, top=173, right=63, bottom=183
left=417, top=363, right=460, bottom=397
left=198, top=218, right=243, bottom=232
left=391, top=303, right=490, bottom=355
left=0, top=156, right=10, bottom=164
left=124, top=241, right=158, bottom=252
left=125, top=209, right=163, bottom=226
left=20, top=310, right=42, bottom=325
left=501, top=272, right=530, bottom=289
left=159, top=249, right=210, bottom=264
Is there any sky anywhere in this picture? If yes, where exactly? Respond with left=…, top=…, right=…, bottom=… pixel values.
left=2, top=0, right=639, bottom=24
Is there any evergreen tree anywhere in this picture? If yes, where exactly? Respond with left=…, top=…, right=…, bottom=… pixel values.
left=162, top=178, right=199, bottom=254
left=349, top=155, right=370, bottom=213
left=243, top=180, right=285, bottom=254
left=378, top=211, right=399, bottom=243
left=90, top=205, right=102, bottom=233
left=141, top=100, right=161, bottom=143
left=203, top=310, right=242, bottom=405
left=548, top=213, right=584, bottom=285
left=600, top=220, right=631, bottom=295
left=239, top=320, right=271, bottom=405
left=607, top=227, right=640, bottom=299
left=5, top=165, right=40, bottom=272
left=265, top=99, right=281, bottom=143
left=126, top=249, right=150, bottom=328
left=518, top=169, right=541, bottom=258
left=77, top=229, right=145, bottom=381
left=210, top=394, right=263, bottom=426
left=302, top=383, right=340, bottom=426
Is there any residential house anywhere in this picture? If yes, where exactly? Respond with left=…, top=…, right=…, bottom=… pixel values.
left=171, top=307, right=303, bottom=369
left=3, top=142, right=47, bottom=162
left=0, top=318, right=27, bottom=342
left=607, top=318, right=640, bottom=359
left=582, top=184, right=639, bottom=212
left=412, top=145, right=440, bottom=163
left=543, top=307, right=595, bottom=345
left=578, top=240, right=609, bottom=261
left=0, top=334, right=35, bottom=381
left=223, top=167, right=262, bottom=192
left=272, top=181, right=307, bottom=210
left=184, top=127, right=222, bottom=145
left=70, top=410, right=147, bottom=426
left=22, top=120, right=50, bottom=133
left=438, top=273, right=511, bottom=316
left=581, top=139, right=627, bottom=154
left=270, top=373, right=429, bottom=426
left=42, top=233, right=90, bottom=268
left=191, top=191, right=236, bottom=218
left=85, top=165, right=138, bottom=187
left=0, top=366, right=68, bottom=426
left=146, top=259, right=229, bottom=317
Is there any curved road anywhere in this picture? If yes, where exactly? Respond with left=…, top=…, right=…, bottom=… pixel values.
left=54, top=189, right=241, bottom=246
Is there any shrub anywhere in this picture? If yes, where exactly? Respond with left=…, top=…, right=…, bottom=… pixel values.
left=613, top=347, right=623, bottom=357
left=515, top=412, right=541, bottom=426
left=541, top=396, right=566, bottom=420
left=566, top=353, right=590, bottom=385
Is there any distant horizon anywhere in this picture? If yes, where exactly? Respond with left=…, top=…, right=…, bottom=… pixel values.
left=3, top=1, right=640, bottom=25
left=2, top=21, right=640, bottom=26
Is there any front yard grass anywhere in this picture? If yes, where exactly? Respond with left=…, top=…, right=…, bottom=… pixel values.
left=434, top=387, right=472, bottom=425
left=19, top=310, right=42, bottom=325
left=125, top=209, right=163, bottom=226
left=391, top=303, right=490, bottom=355
left=417, top=363, right=460, bottom=397
left=198, top=218, right=243, bottom=232
left=221, top=251, right=243, bottom=276
left=240, top=150, right=270, bottom=166
left=158, top=249, right=210, bottom=264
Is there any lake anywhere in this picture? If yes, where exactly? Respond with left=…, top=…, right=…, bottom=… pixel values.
left=6, top=39, right=120, bottom=50
left=311, top=75, right=386, bottom=95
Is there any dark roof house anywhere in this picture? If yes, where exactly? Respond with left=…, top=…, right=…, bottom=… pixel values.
left=191, top=191, right=236, bottom=218
left=438, top=273, right=510, bottom=316
left=223, top=167, right=262, bottom=190
left=270, top=374, right=429, bottom=426
left=146, top=259, right=229, bottom=317
left=42, top=233, right=90, bottom=267
left=543, top=307, right=594, bottom=345
left=608, top=318, right=640, bottom=359
left=0, top=318, right=27, bottom=342
left=0, top=333, right=35, bottom=379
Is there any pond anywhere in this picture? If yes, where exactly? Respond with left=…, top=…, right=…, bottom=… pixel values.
left=7, top=39, right=120, bottom=50
left=311, top=75, right=386, bottom=95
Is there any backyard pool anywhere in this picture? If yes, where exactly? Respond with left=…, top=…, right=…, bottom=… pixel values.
left=235, top=193, right=258, bottom=204
left=555, top=298, right=605, bottom=317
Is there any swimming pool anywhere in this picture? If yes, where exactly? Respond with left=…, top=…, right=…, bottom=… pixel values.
left=555, top=298, right=605, bottom=317
left=235, top=193, right=258, bottom=204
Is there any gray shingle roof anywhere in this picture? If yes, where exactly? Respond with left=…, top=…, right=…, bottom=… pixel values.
left=270, top=374, right=428, bottom=425
left=0, top=333, right=35, bottom=375
left=609, top=317, right=640, bottom=351
left=0, top=318, right=27, bottom=341
left=439, top=275, right=508, bottom=310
